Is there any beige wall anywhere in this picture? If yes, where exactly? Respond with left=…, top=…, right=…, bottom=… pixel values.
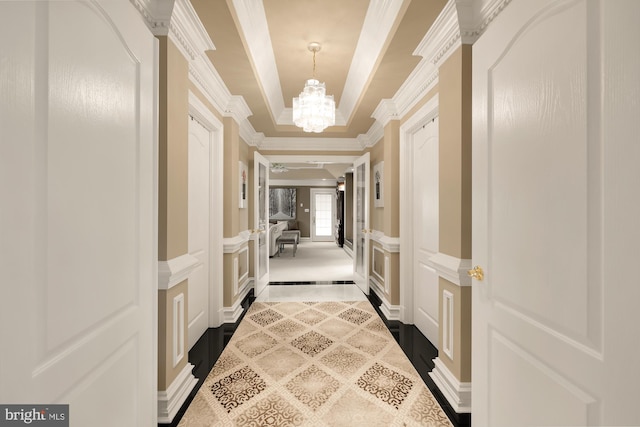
left=383, top=121, right=400, bottom=238
left=438, top=45, right=472, bottom=259
left=157, top=281, right=188, bottom=390
left=369, top=140, right=384, bottom=232
left=239, top=138, right=250, bottom=232
left=436, top=45, right=473, bottom=384
left=158, top=37, right=189, bottom=261
left=223, top=118, right=240, bottom=238
left=156, top=37, right=192, bottom=396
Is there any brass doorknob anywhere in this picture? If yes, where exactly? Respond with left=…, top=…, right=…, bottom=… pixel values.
left=467, top=265, right=484, bottom=281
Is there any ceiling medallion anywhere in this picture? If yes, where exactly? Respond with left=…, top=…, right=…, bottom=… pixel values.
left=292, top=42, right=335, bottom=133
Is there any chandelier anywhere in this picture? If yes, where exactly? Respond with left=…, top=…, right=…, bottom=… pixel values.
left=292, top=42, right=335, bottom=133
left=270, top=163, right=289, bottom=173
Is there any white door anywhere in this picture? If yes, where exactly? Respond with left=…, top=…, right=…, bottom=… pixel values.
left=0, top=1, right=157, bottom=425
left=472, top=1, right=640, bottom=426
left=254, top=152, right=270, bottom=296
left=353, top=153, right=370, bottom=294
left=311, top=189, right=335, bottom=242
left=413, top=118, right=439, bottom=347
left=187, top=118, right=210, bottom=350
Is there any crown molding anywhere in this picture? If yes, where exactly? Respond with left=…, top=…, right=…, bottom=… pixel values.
left=337, top=0, right=405, bottom=124
left=475, top=0, right=514, bottom=36
left=393, top=60, right=439, bottom=119
left=168, top=0, right=215, bottom=61
left=372, top=100, right=399, bottom=127
left=231, top=0, right=285, bottom=121
left=357, top=119, right=384, bottom=149
left=415, top=0, right=512, bottom=68
left=242, top=130, right=265, bottom=148
left=415, top=0, right=464, bottom=67
left=130, top=0, right=175, bottom=36
left=233, top=0, right=404, bottom=128
left=256, top=137, right=363, bottom=152
left=385, top=0, right=510, bottom=124
left=164, top=0, right=253, bottom=125
left=189, top=58, right=232, bottom=118
left=223, top=96, right=252, bottom=125
left=270, top=179, right=337, bottom=187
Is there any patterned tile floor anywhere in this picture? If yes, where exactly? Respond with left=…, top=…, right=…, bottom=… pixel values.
left=177, top=301, right=452, bottom=426
left=161, top=286, right=471, bottom=427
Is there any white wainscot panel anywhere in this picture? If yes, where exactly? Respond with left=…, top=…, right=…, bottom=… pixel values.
left=488, top=331, right=597, bottom=427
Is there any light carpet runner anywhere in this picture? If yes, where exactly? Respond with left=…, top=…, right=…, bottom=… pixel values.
left=178, top=301, right=453, bottom=426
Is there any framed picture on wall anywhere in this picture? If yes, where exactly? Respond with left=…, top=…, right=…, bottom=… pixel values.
left=269, top=188, right=296, bottom=220
left=239, top=161, right=247, bottom=208
left=374, top=161, right=384, bottom=207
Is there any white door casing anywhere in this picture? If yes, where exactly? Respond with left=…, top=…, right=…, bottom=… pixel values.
left=311, top=188, right=336, bottom=242
left=254, top=152, right=270, bottom=296
left=399, top=95, right=439, bottom=325
left=0, top=1, right=157, bottom=425
left=353, top=152, right=370, bottom=295
left=187, top=118, right=210, bottom=350
left=188, top=92, right=224, bottom=329
left=472, top=1, right=640, bottom=426
left=412, top=117, right=440, bottom=347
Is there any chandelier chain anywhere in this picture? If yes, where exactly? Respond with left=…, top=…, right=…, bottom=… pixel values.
left=312, top=50, right=316, bottom=78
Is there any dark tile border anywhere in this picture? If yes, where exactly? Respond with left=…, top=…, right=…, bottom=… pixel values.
left=367, top=290, right=471, bottom=427
left=268, top=280, right=355, bottom=286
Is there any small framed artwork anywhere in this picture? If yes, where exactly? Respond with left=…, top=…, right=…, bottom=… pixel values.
left=239, top=161, right=247, bottom=208
left=374, top=161, right=384, bottom=207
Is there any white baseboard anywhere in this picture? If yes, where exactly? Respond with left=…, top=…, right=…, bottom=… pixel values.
left=369, top=281, right=401, bottom=321
left=157, top=363, right=198, bottom=424
left=222, top=281, right=253, bottom=323
left=429, top=357, right=471, bottom=413
left=343, top=245, right=353, bottom=258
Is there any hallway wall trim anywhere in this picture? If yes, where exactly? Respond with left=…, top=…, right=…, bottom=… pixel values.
left=430, top=357, right=471, bottom=413
left=158, top=254, right=198, bottom=290
left=157, top=362, right=199, bottom=423
left=369, top=230, right=400, bottom=319
left=223, top=230, right=252, bottom=253
left=429, top=253, right=472, bottom=287
left=369, top=229, right=400, bottom=252
left=223, top=283, right=253, bottom=323
left=369, top=280, right=401, bottom=321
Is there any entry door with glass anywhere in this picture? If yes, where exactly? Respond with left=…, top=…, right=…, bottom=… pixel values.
left=253, top=152, right=270, bottom=296
left=353, top=152, right=370, bottom=294
left=310, top=188, right=335, bottom=242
